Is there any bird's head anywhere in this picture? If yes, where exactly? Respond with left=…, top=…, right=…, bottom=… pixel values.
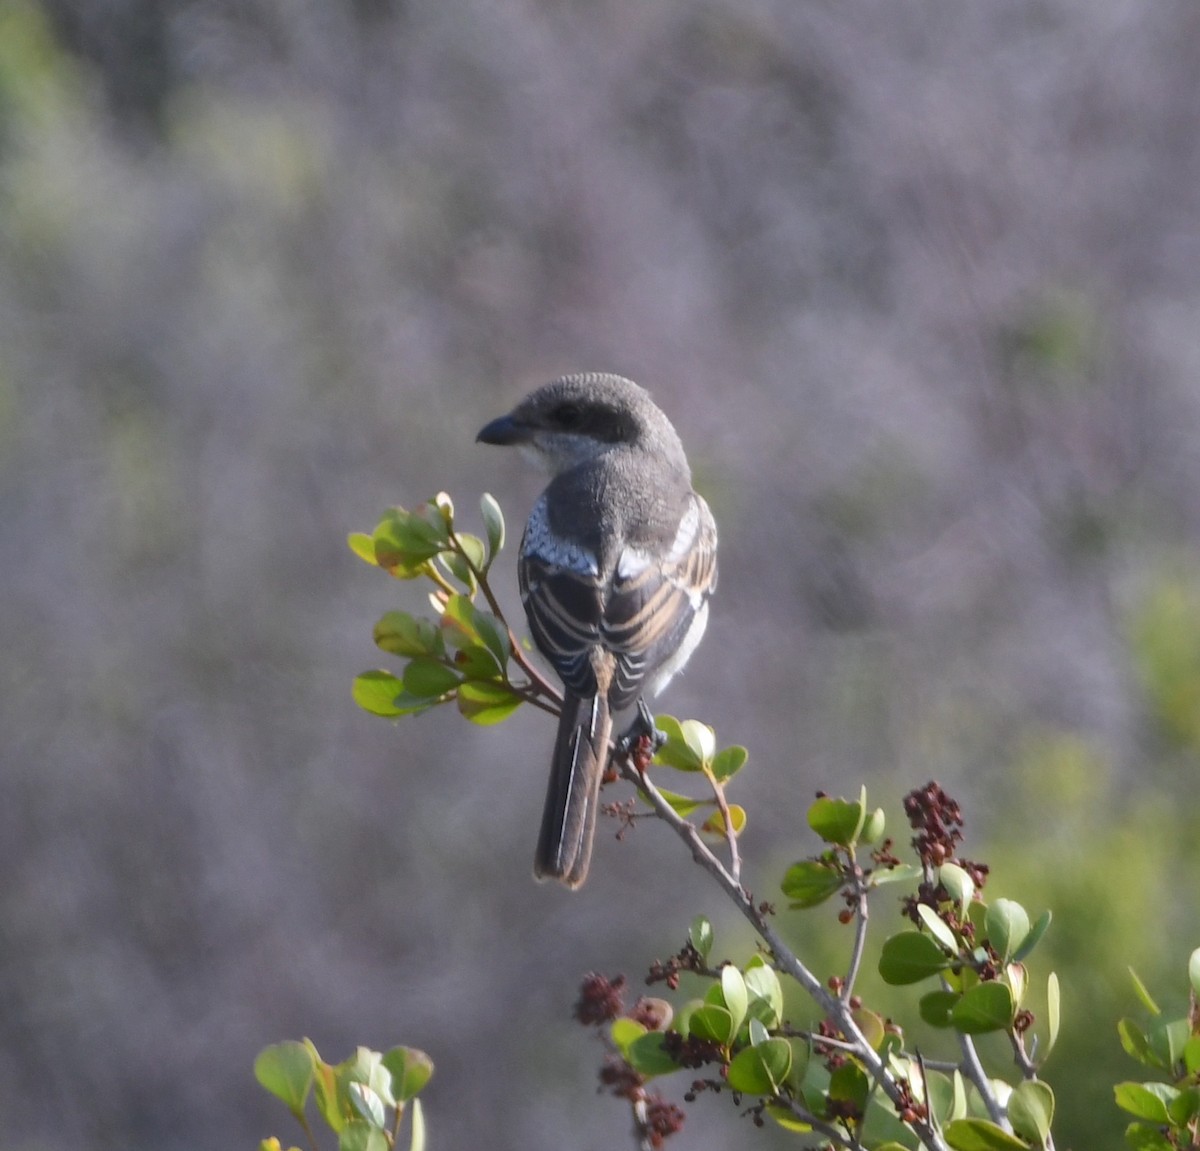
left=477, top=373, right=684, bottom=477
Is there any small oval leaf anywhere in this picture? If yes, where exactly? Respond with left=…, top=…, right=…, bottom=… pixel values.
left=879, top=931, right=950, bottom=985
left=382, top=1047, right=434, bottom=1103
left=1046, top=971, right=1061, bottom=1058
left=807, top=796, right=865, bottom=846
left=727, top=1038, right=792, bottom=1096
left=943, top=1117, right=1030, bottom=1151
left=480, top=493, right=505, bottom=565
left=950, top=982, right=1014, bottom=1034
left=254, top=1041, right=315, bottom=1116
left=1008, top=1079, right=1054, bottom=1147
left=353, top=670, right=407, bottom=717
left=689, top=915, right=714, bottom=960
left=710, top=744, right=749, bottom=782
left=780, top=859, right=845, bottom=908
left=986, top=899, right=1031, bottom=963
left=456, top=680, right=523, bottom=725
left=917, top=903, right=960, bottom=955
left=1113, top=1081, right=1175, bottom=1122
left=720, top=965, right=749, bottom=1033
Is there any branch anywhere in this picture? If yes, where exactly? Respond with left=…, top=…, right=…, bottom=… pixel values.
left=702, top=767, right=741, bottom=883
left=843, top=859, right=869, bottom=1000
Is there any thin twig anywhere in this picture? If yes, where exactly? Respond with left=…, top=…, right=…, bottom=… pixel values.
left=957, top=1030, right=1006, bottom=1128
left=843, top=858, right=870, bottom=1000
left=703, top=768, right=742, bottom=883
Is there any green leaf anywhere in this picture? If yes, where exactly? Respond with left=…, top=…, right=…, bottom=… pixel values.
left=828, top=1061, right=870, bottom=1111
left=449, top=642, right=501, bottom=680
left=680, top=719, right=716, bottom=765
left=879, top=931, right=950, bottom=985
left=348, top=531, right=379, bottom=565
left=744, top=959, right=784, bottom=1027
left=438, top=549, right=477, bottom=594
left=373, top=611, right=437, bottom=657
left=986, top=899, right=1031, bottom=963
left=939, top=862, right=975, bottom=909
left=807, top=794, right=866, bottom=846
left=408, top=1099, right=426, bottom=1151
left=944, top=1117, right=1030, bottom=1151
left=353, top=670, right=412, bottom=717
left=254, top=1041, right=315, bottom=1117
left=688, top=1004, right=734, bottom=1046
left=919, top=989, right=961, bottom=1028
left=1122, top=1122, right=1176, bottom=1151
left=338, top=1121, right=390, bottom=1151
left=917, top=903, right=960, bottom=955
left=652, top=786, right=704, bottom=818
left=402, top=658, right=461, bottom=699
left=472, top=612, right=512, bottom=670
left=920, top=1067, right=960, bottom=1125
left=689, top=915, right=714, bottom=960
left=780, top=859, right=845, bottom=908
left=1149, top=1016, right=1190, bottom=1069
left=700, top=804, right=746, bottom=837
left=440, top=594, right=483, bottom=650
left=1114, top=1082, right=1176, bottom=1122
left=381, top=1047, right=434, bottom=1103
left=1184, top=1035, right=1200, bottom=1075
left=1046, top=971, right=1060, bottom=1058
left=610, top=1017, right=646, bottom=1056
left=1129, top=967, right=1161, bottom=1015
left=372, top=507, right=448, bottom=575
left=340, top=1048, right=395, bottom=1110
left=1190, top=948, right=1200, bottom=1000
left=949, top=982, right=1014, bottom=1034
left=1168, top=1086, right=1200, bottom=1127
left=727, top=1038, right=792, bottom=1095
left=456, top=680, right=523, bottom=725
left=860, top=806, right=886, bottom=844
left=1118, top=1018, right=1156, bottom=1066
left=653, top=716, right=703, bottom=771
left=480, top=493, right=505, bottom=567
left=720, top=965, right=749, bottom=1033
left=766, top=1104, right=813, bottom=1133
left=1012, top=909, right=1052, bottom=962
left=710, top=744, right=748, bottom=782
left=869, top=862, right=923, bottom=888
left=1008, top=1080, right=1054, bottom=1147
left=747, top=1017, right=770, bottom=1047
left=431, top=491, right=455, bottom=526
left=1006, top=960, right=1027, bottom=1007
left=852, top=1006, right=887, bottom=1051
left=626, top=1031, right=682, bottom=1078
left=312, top=1057, right=346, bottom=1132
left=348, top=1082, right=387, bottom=1129
left=455, top=532, right=487, bottom=574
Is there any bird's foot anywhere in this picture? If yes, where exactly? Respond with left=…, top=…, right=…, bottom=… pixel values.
left=616, top=699, right=666, bottom=770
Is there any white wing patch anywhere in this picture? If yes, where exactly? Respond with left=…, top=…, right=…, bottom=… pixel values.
left=616, top=499, right=702, bottom=600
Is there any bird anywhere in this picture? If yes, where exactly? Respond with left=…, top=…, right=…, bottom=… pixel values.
left=477, top=373, right=718, bottom=888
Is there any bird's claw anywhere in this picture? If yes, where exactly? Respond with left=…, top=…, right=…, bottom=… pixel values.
left=616, top=698, right=666, bottom=761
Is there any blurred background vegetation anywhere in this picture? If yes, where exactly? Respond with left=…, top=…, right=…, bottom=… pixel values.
left=2, top=1, right=1199, bottom=1148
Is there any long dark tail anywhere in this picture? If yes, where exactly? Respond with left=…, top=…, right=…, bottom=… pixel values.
left=535, top=692, right=613, bottom=889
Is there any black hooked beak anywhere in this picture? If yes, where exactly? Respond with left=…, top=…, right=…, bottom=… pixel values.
left=476, top=414, right=529, bottom=445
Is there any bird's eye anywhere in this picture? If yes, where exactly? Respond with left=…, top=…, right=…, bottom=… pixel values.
left=553, top=402, right=583, bottom=429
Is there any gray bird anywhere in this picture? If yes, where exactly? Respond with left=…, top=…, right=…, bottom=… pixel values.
left=477, top=373, right=718, bottom=888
